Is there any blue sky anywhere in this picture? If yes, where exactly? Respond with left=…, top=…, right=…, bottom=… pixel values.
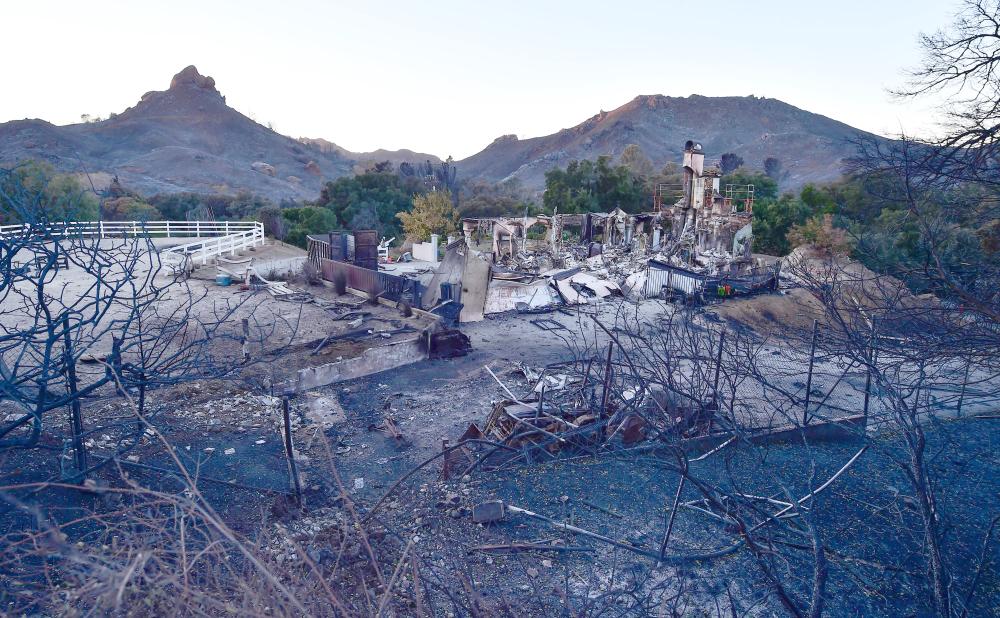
left=1, top=0, right=959, bottom=159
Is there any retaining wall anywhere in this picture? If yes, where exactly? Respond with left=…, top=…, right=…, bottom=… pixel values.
left=293, top=337, right=425, bottom=392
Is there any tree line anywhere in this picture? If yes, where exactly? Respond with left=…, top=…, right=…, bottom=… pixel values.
left=4, top=128, right=997, bottom=306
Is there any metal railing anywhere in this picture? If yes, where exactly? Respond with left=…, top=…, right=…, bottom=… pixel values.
left=0, top=220, right=266, bottom=266
left=307, top=236, right=332, bottom=266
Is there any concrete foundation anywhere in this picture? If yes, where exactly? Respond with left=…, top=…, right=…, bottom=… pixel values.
left=293, top=337, right=426, bottom=392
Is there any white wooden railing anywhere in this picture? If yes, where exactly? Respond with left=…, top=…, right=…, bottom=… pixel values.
left=0, top=220, right=266, bottom=267
left=162, top=225, right=265, bottom=266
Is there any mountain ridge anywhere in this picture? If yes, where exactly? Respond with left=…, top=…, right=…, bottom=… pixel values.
left=456, top=93, right=884, bottom=191
left=297, top=137, right=442, bottom=167
left=0, top=68, right=888, bottom=201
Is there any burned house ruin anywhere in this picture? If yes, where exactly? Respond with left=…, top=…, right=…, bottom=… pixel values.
left=428, top=141, right=780, bottom=320
left=302, top=142, right=779, bottom=324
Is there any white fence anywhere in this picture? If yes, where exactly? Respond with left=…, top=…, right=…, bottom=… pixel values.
left=0, top=220, right=266, bottom=267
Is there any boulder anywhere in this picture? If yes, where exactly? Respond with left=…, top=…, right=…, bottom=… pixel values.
left=251, top=161, right=276, bottom=177
left=169, top=65, right=218, bottom=92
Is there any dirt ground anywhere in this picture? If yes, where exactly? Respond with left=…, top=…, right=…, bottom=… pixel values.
left=3, top=244, right=999, bottom=615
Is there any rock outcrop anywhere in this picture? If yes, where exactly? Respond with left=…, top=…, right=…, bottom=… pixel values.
left=169, top=65, right=218, bottom=92
left=0, top=66, right=355, bottom=201
left=251, top=161, right=276, bottom=177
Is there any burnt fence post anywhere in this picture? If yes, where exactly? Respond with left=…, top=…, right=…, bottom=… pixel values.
left=241, top=318, right=250, bottom=364
left=803, top=319, right=819, bottom=426
left=709, top=329, right=726, bottom=433
left=282, top=396, right=303, bottom=506
left=862, top=319, right=876, bottom=425
left=441, top=439, right=451, bottom=480
left=61, top=315, right=88, bottom=480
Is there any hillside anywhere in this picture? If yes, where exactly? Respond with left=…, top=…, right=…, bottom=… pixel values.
left=0, top=73, right=888, bottom=202
left=297, top=137, right=441, bottom=168
left=457, top=94, right=885, bottom=191
left=0, top=66, right=355, bottom=201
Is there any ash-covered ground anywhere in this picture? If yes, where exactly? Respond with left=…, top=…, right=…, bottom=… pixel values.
left=2, top=274, right=998, bottom=616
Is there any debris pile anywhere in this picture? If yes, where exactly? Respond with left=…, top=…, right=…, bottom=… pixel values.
left=458, top=359, right=721, bottom=469
left=436, top=140, right=780, bottom=321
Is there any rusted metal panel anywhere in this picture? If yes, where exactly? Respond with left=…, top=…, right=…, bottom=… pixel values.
left=353, top=230, right=378, bottom=270
left=327, top=232, right=354, bottom=263
left=319, top=258, right=423, bottom=309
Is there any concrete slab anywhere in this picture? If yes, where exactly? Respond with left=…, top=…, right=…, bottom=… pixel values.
left=422, top=243, right=467, bottom=307
left=459, top=250, right=491, bottom=323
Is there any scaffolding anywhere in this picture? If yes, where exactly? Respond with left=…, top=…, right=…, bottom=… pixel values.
left=652, top=182, right=684, bottom=212
left=724, top=184, right=755, bottom=213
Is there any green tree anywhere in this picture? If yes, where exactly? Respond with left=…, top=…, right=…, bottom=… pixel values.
left=396, top=191, right=458, bottom=241
left=719, top=153, right=744, bottom=175
left=459, top=179, right=534, bottom=217
left=751, top=194, right=809, bottom=255
left=103, top=197, right=161, bottom=221
left=721, top=169, right=779, bottom=200
left=619, top=144, right=654, bottom=177
left=788, top=213, right=851, bottom=255
left=0, top=160, right=99, bottom=223
left=764, top=157, right=784, bottom=181
left=543, top=156, right=645, bottom=214
left=317, top=170, right=420, bottom=239
left=281, top=206, right=337, bottom=248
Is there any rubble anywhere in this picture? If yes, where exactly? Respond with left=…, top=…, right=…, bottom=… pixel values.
left=425, top=140, right=779, bottom=323
left=463, top=357, right=720, bottom=467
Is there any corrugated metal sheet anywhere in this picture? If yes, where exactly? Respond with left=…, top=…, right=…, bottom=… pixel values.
left=644, top=262, right=704, bottom=297
left=643, top=260, right=780, bottom=299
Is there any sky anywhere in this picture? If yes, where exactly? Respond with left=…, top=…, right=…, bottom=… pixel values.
left=1, top=0, right=960, bottom=160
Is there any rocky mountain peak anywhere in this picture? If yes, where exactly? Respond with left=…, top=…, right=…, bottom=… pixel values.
left=489, top=134, right=519, bottom=147
left=168, top=65, right=218, bottom=94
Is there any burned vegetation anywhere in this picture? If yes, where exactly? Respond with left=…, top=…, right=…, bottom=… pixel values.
left=2, top=120, right=1000, bottom=618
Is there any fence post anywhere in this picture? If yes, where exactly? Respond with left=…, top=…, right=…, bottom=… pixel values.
left=61, top=316, right=87, bottom=480
left=282, top=397, right=303, bottom=506
left=803, top=319, right=819, bottom=426
left=99, top=220, right=105, bottom=239
left=709, top=330, right=726, bottom=433
left=241, top=318, right=250, bottom=363
left=862, top=319, right=876, bottom=425
left=108, top=336, right=123, bottom=395
left=166, top=221, right=171, bottom=238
